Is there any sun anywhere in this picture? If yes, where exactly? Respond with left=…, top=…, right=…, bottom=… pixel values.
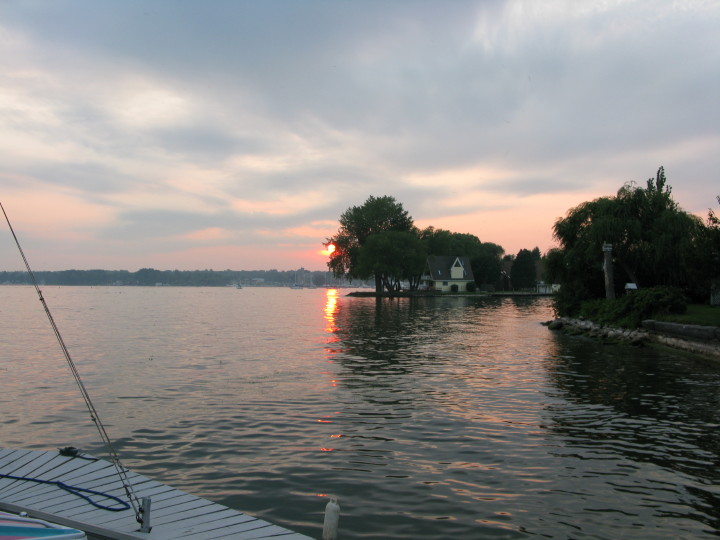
left=319, top=243, right=336, bottom=257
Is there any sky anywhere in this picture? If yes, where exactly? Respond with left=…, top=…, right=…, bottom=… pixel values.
left=1, top=0, right=718, bottom=272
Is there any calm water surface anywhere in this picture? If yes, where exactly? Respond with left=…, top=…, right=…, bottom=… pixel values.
left=1, top=286, right=719, bottom=539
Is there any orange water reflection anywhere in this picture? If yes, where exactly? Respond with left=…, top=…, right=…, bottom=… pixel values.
left=323, top=288, right=338, bottom=333
left=322, top=288, right=341, bottom=366
left=320, top=291, right=346, bottom=453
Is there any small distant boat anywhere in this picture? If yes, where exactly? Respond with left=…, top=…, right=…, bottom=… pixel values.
left=0, top=510, right=86, bottom=539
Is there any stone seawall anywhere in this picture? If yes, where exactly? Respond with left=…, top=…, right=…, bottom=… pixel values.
left=546, top=317, right=720, bottom=361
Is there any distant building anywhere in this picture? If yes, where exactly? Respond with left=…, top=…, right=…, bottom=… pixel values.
left=423, top=256, right=475, bottom=292
left=536, top=282, right=560, bottom=294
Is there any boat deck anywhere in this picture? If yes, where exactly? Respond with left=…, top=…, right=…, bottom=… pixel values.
left=0, top=448, right=312, bottom=540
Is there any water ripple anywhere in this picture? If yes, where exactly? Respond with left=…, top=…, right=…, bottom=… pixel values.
left=2, top=287, right=720, bottom=538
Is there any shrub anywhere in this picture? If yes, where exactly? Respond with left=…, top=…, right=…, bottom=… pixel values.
left=450, top=284, right=459, bottom=292
left=552, top=280, right=592, bottom=317
left=466, top=282, right=477, bottom=292
left=578, top=286, right=687, bottom=328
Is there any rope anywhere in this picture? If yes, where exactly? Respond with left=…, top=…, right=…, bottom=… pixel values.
left=0, top=202, right=143, bottom=524
left=0, top=472, right=130, bottom=512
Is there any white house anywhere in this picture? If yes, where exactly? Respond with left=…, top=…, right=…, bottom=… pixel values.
left=423, top=256, right=475, bottom=292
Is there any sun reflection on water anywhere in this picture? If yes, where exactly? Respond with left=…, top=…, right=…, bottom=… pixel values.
left=323, top=288, right=338, bottom=334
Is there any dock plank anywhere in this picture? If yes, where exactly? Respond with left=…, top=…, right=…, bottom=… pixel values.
left=7, top=464, right=128, bottom=512
left=1, top=448, right=313, bottom=540
left=1, top=453, right=114, bottom=501
left=0, top=450, right=59, bottom=495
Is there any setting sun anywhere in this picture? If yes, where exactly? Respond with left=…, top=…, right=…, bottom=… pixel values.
left=319, top=243, right=337, bottom=257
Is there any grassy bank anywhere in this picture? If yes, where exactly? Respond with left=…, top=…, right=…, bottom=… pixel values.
left=653, top=304, right=720, bottom=327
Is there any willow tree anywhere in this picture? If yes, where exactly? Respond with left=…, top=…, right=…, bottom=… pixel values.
left=326, top=195, right=414, bottom=292
left=550, top=167, right=705, bottom=314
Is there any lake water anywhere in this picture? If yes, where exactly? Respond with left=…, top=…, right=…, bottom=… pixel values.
left=1, top=286, right=719, bottom=539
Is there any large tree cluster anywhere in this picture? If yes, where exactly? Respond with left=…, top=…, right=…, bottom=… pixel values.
left=547, top=167, right=716, bottom=315
left=325, top=195, right=506, bottom=293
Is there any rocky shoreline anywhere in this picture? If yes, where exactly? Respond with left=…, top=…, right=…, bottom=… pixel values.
left=545, top=317, right=720, bottom=361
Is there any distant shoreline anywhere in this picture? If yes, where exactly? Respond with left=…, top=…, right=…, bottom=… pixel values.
left=0, top=268, right=337, bottom=288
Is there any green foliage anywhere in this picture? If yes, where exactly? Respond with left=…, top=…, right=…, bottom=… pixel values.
left=696, top=195, right=720, bottom=285
left=578, top=287, right=687, bottom=328
left=339, top=195, right=414, bottom=243
left=471, top=242, right=504, bottom=286
left=450, top=284, right=459, bottom=292
left=709, top=195, right=720, bottom=229
left=552, top=167, right=708, bottom=306
left=327, top=197, right=506, bottom=293
left=466, top=281, right=477, bottom=293
left=543, top=248, right=565, bottom=284
left=418, top=227, right=504, bottom=286
left=418, top=226, right=454, bottom=255
left=510, top=248, right=537, bottom=289
left=356, top=230, right=426, bottom=292
left=326, top=195, right=414, bottom=289
left=552, top=278, right=596, bottom=317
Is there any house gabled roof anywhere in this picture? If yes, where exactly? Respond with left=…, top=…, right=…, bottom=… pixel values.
left=425, top=255, right=475, bottom=281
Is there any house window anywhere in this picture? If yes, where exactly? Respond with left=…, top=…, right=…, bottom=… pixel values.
left=443, top=281, right=448, bottom=286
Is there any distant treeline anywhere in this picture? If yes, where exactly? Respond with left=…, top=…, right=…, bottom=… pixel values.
left=0, top=268, right=336, bottom=287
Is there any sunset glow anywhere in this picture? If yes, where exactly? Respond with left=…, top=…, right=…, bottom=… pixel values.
left=0, top=2, right=716, bottom=271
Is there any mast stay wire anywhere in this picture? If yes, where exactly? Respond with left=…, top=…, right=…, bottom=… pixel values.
left=0, top=202, right=144, bottom=525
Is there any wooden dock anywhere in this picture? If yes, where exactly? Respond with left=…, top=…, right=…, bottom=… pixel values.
left=0, top=448, right=313, bottom=539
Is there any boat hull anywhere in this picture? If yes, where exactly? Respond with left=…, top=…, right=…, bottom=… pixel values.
left=0, top=511, right=86, bottom=539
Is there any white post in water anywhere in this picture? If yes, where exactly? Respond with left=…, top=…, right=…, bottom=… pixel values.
left=322, top=496, right=340, bottom=540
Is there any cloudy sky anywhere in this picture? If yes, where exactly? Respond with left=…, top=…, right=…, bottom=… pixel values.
left=1, top=0, right=718, bottom=271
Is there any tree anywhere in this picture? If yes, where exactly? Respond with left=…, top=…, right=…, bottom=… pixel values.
left=709, top=196, right=720, bottom=228
left=510, top=248, right=538, bottom=290
left=356, top=231, right=427, bottom=293
left=692, top=195, right=720, bottom=302
left=550, top=167, right=706, bottom=315
left=135, top=267, right=164, bottom=286
left=418, top=226, right=454, bottom=257
left=705, top=195, right=720, bottom=267
left=418, top=227, right=504, bottom=288
left=326, top=195, right=414, bottom=292
left=471, top=242, right=505, bottom=287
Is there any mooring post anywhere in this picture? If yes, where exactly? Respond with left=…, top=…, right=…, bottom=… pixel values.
left=322, top=496, right=340, bottom=540
left=140, top=497, right=152, bottom=533
left=602, top=242, right=615, bottom=300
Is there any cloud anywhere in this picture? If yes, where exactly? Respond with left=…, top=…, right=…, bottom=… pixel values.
left=0, top=0, right=718, bottom=270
